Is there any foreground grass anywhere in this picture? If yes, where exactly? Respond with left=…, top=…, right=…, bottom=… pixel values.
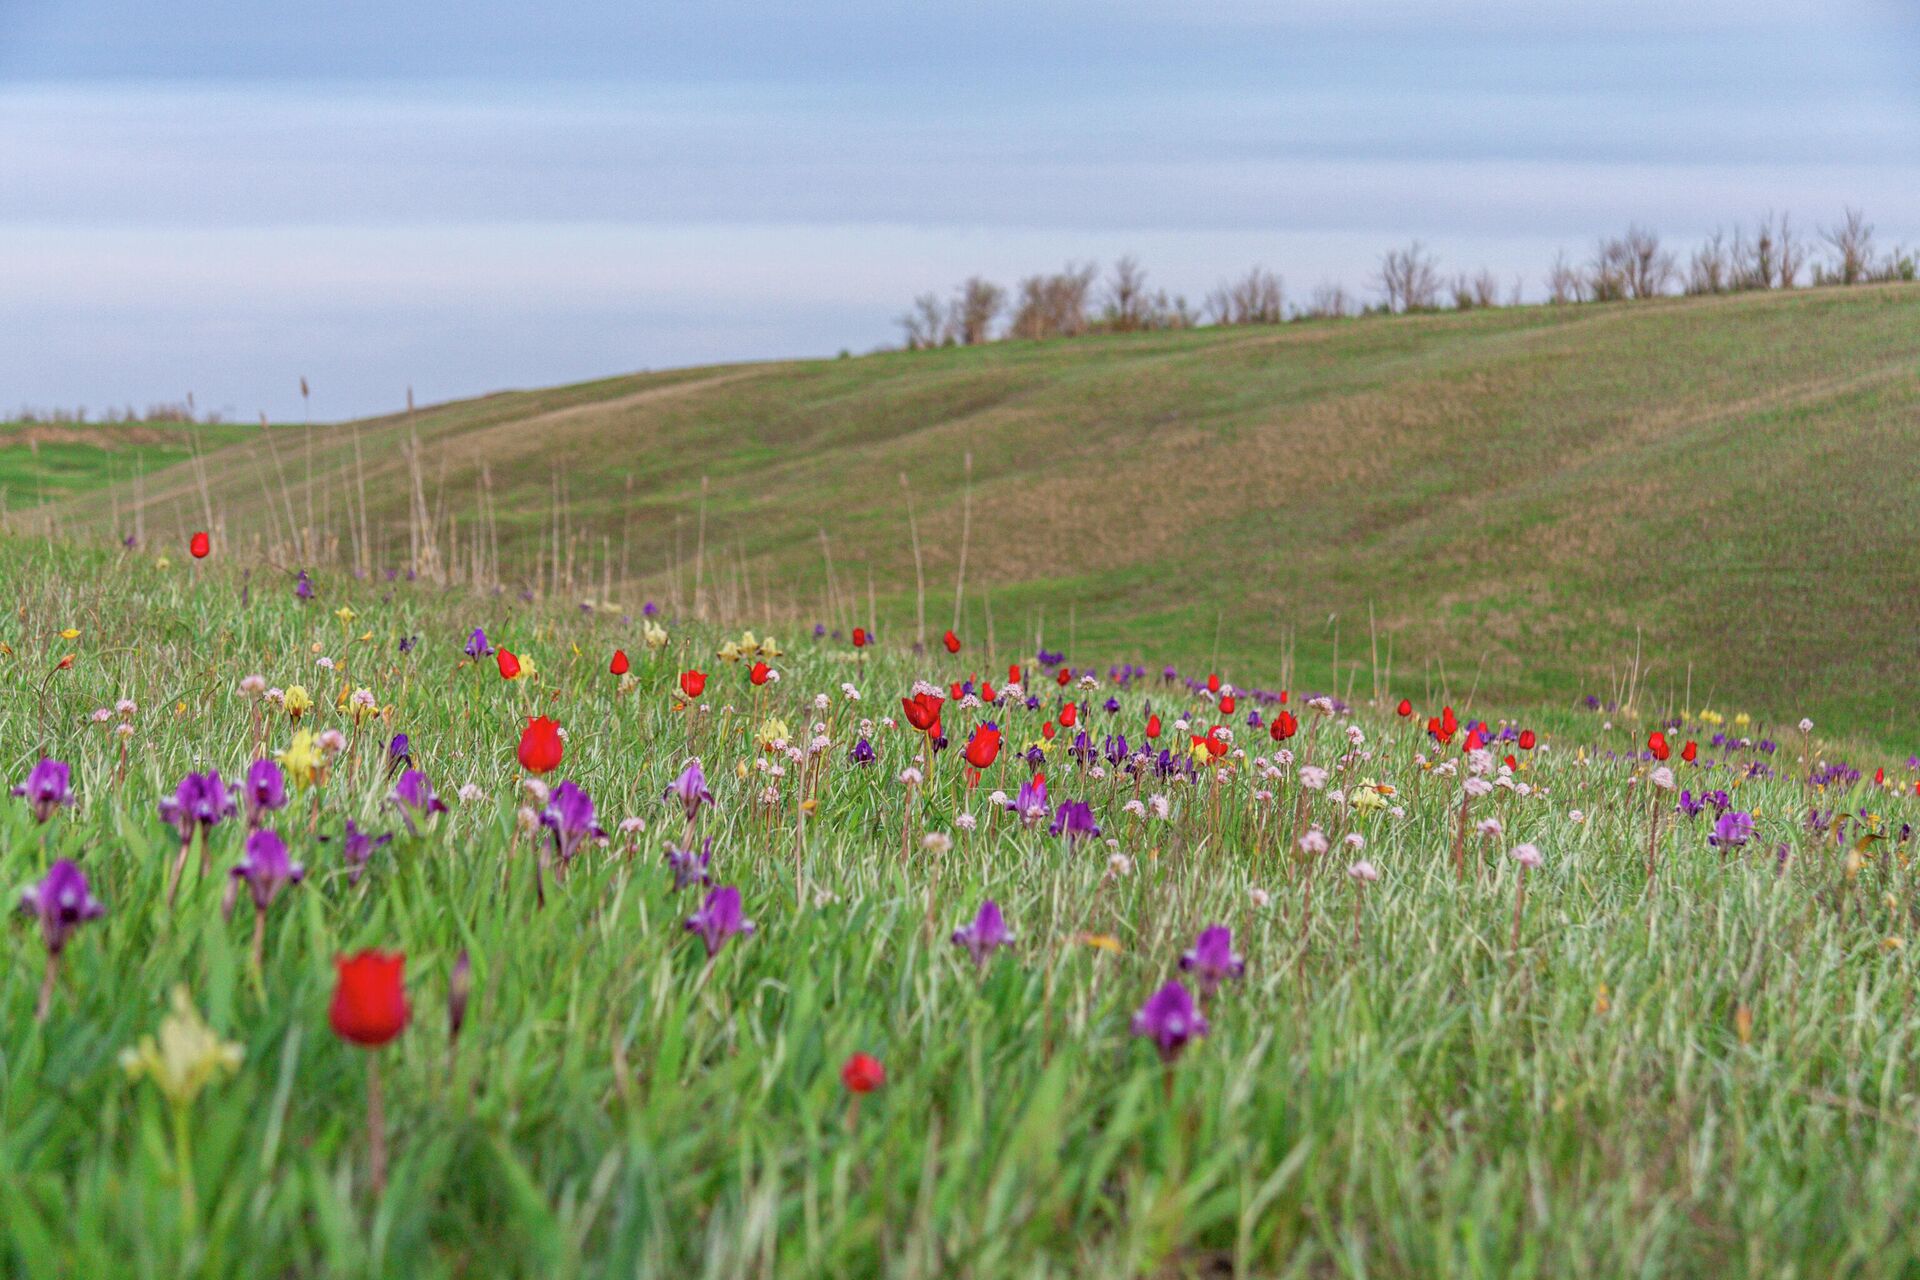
left=3, top=539, right=1920, bottom=1278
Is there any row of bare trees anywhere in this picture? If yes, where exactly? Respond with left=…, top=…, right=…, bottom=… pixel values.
left=900, top=206, right=1916, bottom=345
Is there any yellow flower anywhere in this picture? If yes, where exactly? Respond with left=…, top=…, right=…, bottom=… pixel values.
left=277, top=729, right=321, bottom=788
left=757, top=717, right=790, bottom=749
left=59, top=628, right=80, bottom=640
left=757, top=635, right=784, bottom=658
left=1080, top=933, right=1123, bottom=954
left=1351, top=778, right=1392, bottom=812
left=119, top=986, right=243, bottom=1108
left=1734, top=713, right=1751, bottom=727
left=334, top=606, right=356, bottom=626
left=735, top=759, right=750, bottom=780
left=1593, top=984, right=1611, bottom=1015
left=717, top=640, right=743, bottom=663
left=155, top=555, right=171, bottom=569
left=283, top=685, right=313, bottom=719
left=1883, top=936, right=1905, bottom=953
left=643, top=621, right=669, bottom=650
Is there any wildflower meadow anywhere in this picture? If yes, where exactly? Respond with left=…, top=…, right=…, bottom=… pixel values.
left=4, top=534, right=1920, bottom=1278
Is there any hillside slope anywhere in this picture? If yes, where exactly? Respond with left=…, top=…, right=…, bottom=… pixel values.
left=25, top=285, right=1920, bottom=748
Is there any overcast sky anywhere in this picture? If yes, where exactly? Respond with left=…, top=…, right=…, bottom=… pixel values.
left=3, top=0, right=1916, bottom=421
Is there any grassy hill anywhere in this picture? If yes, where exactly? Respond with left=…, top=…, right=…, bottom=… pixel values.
left=19, top=284, right=1920, bottom=749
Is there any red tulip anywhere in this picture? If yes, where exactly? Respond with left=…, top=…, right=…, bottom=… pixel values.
left=949, top=681, right=965, bottom=702
left=1503, top=754, right=1519, bottom=771
left=980, top=680, right=996, bottom=702
left=1270, top=710, right=1297, bottom=741
left=1428, top=706, right=1458, bottom=746
left=943, top=630, right=961, bottom=654
left=1464, top=728, right=1485, bottom=752
left=1874, top=766, right=1885, bottom=786
left=1397, top=699, right=1413, bottom=717
left=1648, top=731, right=1670, bottom=762
left=329, top=950, right=409, bottom=1047
left=963, top=724, right=1001, bottom=769
left=750, top=661, right=771, bottom=686
left=1055, top=668, right=1070, bottom=687
left=189, top=530, right=211, bottom=559
left=1278, top=689, right=1289, bottom=704
left=680, top=669, right=708, bottom=699
left=852, top=628, right=868, bottom=648
left=1219, top=694, right=1235, bottom=715
left=517, top=715, right=564, bottom=774
left=1203, top=728, right=1228, bottom=758
left=1206, top=673, right=1220, bottom=694
left=841, top=1052, right=885, bottom=1094
left=609, top=649, right=629, bottom=676
left=1007, top=664, right=1021, bottom=685
left=1145, top=712, right=1161, bottom=739
left=1681, top=740, right=1697, bottom=763
left=1059, top=702, right=1077, bottom=728
left=1518, top=729, right=1536, bottom=751
left=901, top=692, right=944, bottom=734
left=1041, top=721, right=1056, bottom=741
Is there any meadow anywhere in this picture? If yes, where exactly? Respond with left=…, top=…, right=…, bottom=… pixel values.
left=12, top=283, right=1920, bottom=755
left=4, top=534, right=1919, bottom=1278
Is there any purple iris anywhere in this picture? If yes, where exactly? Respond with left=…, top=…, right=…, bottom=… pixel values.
left=19, top=858, right=104, bottom=955
left=1049, top=800, right=1101, bottom=844
left=667, top=760, right=714, bottom=823
left=294, top=569, right=314, bottom=602
left=1178, top=925, right=1246, bottom=997
left=1131, top=980, right=1209, bottom=1063
left=158, top=771, right=237, bottom=842
left=387, top=733, right=412, bottom=774
left=12, top=759, right=75, bottom=823
left=464, top=627, right=491, bottom=659
left=1676, top=790, right=1705, bottom=818
left=1007, top=776, right=1050, bottom=827
left=951, top=900, right=1013, bottom=967
left=1709, top=811, right=1756, bottom=849
left=389, top=769, right=450, bottom=835
left=244, top=759, right=288, bottom=827
left=849, top=738, right=877, bottom=766
left=332, top=819, right=392, bottom=886
left=685, top=885, right=754, bottom=958
left=665, top=837, right=714, bottom=890
left=541, top=780, right=606, bottom=865
left=230, top=828, right=305, bottom=913
left=644, top=602, right=660, bottom=617
left=1103, top=697, right=1121, bottom=715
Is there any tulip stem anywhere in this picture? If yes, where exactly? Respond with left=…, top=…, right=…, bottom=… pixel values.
left=366, top=1053, right=388, bottom=1196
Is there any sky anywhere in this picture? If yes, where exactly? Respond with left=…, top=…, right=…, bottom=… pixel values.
left=2, top=0, right=1916, bottom=421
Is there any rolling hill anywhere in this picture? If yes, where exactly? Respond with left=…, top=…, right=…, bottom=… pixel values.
left=16, top=284, right=1920, bottom=749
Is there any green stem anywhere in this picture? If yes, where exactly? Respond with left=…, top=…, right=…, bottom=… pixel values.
left=172, top=1100, right=198, bottom=1236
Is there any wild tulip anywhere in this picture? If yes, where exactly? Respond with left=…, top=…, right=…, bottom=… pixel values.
left=1648, top=731, right=1671, bottom=761
left=517, top=716, right=565, bottom=775
left=1397, top=699, right=1413, bottom=717
left=1219, top=694, right=1235, bottom=715
left=1178, top=925, right=1245, bottom=997
left=852, top=627, right=868, bottom=648
left=685, top=885, right=755, bottom=958
left=329, top=949, right=409, bottom=1193
left=189, top=530, right=211, bottom=558
left=497, top=648, right=521, bottom=680
left=943, top=630, right=961, bottom=653
left=749, top=660, right=771, bottom=685
left=1145, top=712, right=1161, bottom=739
left=610, top=649, right=630, bottom=676
left=680, top=669, right=708, bottom=699
left=963, top=722, right=1002, bottom=769
left=1270, top=711, right=1297, bottom=742
left=1518, top=729, right=1537, bottom=750
left=842, top=1052, right=885, bottom=1093
left=12, top=758, right=76, bottom=823
left=901, top=691, right=943, bottom=734
left=1682, top=739, right=1698, bottom=763
left=952, top=899, right=1013, bottom=966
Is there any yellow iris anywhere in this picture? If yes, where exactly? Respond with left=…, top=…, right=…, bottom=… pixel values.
left=120, top=986, right=244, bottom=1108
left=277, top=729, right=322, bottom=788
left=283, top=685, right=313, bottom=719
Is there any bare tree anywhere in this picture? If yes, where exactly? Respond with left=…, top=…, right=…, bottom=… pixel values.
left=1818, top=207, right=1875, bottom=286
left=1102, top=256, right=1151, bottom=332
left=898, top=293, right=952, bottom=349
left=1546, top=250, right=1585, bottom=304
left=1599, top=225, right=1675, bottom=299
left=1586, top=238, right=1629, bottom=302
left=1377, top=242, right=1441, bottom=313
left=1305, top=281, right=1353, bottom=318
left=1205, top=266, right=1285, bottom=325
left=1776, top=213, right=1805, bottom=288
left=1008, top=263, right=1097, bottom=340
left=953, top=277, right=1005, bottom=344
left=1450, top=269, right=1500, bottom=310
left=1687, top=230, right=1730, bottom=295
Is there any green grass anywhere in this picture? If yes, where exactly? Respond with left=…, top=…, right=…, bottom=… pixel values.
left=17, top=286, right=1920, bottom=753
left=0, top=421, right=258, bottom=512
left=3, top=539, right=1919, bottom=1277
